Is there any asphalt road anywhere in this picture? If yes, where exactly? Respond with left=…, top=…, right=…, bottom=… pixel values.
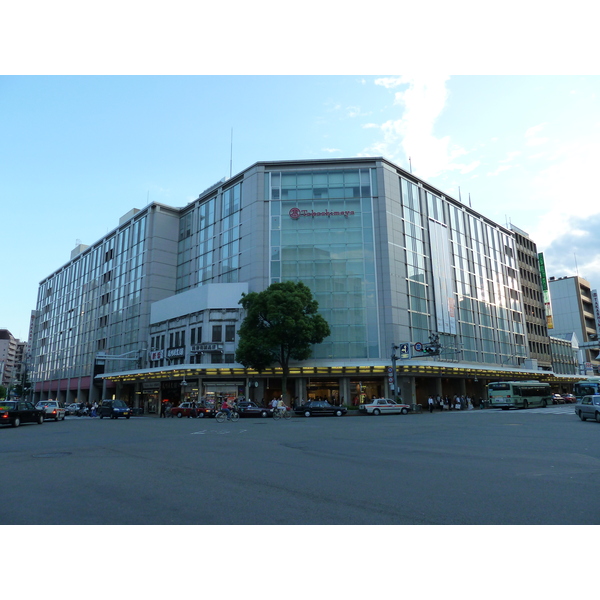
left=1, top=406, right=599, bottom=525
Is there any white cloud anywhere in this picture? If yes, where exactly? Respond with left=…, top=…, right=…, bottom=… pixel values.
left=346, top=106, right=369, bottom=118
left=362, top=76, right=478, bottom=179
left=374, top=77, right=406, bottom=89
left=524, top=140, right=600, bottom=250
left=321, top=147, right=341, bottom=153
left=500, top=151, right=521, bottom=163
left=542, top=213, right=600, bottom=284
left=525, top=122, right=549, bottom=146
left=486, top=164, right=512, bottom=176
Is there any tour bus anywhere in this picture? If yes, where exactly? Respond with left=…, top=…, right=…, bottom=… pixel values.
left=573, top=377, right=600, bottom=401
left=487, top=381, right=552, bottom=410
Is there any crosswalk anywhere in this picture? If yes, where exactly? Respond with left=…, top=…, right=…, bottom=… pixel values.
left=479, top=405, right=577, bottom=416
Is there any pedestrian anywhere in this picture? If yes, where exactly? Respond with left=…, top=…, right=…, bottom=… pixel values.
left=428, top=395, right=434, bottom=413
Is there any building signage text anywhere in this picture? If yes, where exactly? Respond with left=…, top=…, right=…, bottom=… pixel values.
left=592, top=289, right=600, bottom=331
left=191, top=343, right=224, bottom=353
left=289, top=208, right=355, bottom=220
left=166, top=347, right=185, bottom=359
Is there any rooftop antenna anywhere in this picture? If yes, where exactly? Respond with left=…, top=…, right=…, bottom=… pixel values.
left=408, top=156, right=412, bottom=173
left=458, top=186, right=462, bottom=202
left=230, top=127, right=233, bottom=178
left=574, top=253, right=579, bottom=276
left=468, top=193, right=472, bottom=208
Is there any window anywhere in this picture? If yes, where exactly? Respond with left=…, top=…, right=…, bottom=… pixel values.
left=225, top=324, right=235, bottom=342
left=212, top=325, right=222, bottom=342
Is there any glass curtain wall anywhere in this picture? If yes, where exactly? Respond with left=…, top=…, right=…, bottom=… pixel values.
left=268, top=168, right=378, bottom=359
left=418, top=180, right=526, bottom=365
left=401, top=178, right=431, bottom=348
left=32, top=215, right=148, bottom=382
left=400, top=174, right=527, bottom=365
left=194, top=182, right=241, bottom=287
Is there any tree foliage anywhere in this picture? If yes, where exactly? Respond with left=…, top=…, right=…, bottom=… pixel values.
left=235, top=281, right=331, bottom=401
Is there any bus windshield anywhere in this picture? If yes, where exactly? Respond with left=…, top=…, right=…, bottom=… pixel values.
left=574, top=379, right=600, bottom=400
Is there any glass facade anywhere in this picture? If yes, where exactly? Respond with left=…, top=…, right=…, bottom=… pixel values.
left=268, top=169, right=378, bottom=359
left=33, top=214, right=148, bottom=382
left=176, top=181, right=242, bottom=291
left=398, top=175, right=528, bottom=364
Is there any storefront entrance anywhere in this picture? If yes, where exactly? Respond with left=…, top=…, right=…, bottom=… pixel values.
left=349, top=379, right=384, bottom=406
left=306, top=379, right=341, bottom=405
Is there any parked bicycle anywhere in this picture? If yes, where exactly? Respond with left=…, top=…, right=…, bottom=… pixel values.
left=272, top=407, right=291, bottom=420
left=215, top=409, right=240, bottom=423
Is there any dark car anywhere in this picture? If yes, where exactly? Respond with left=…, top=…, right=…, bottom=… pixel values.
left=0, top=400, right=45, bottom=427
left=236, top=401, right=271, bottom=418
left=99, top=399, right=131, bottom=419
left=294, top=400, right=347, bottom=417
left=562, top=394, right=577, bottom=404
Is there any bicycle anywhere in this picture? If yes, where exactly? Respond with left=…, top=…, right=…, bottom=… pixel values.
left=272, top=407, right=292, bottom=420
left=215, top=409, right=240, bottom=423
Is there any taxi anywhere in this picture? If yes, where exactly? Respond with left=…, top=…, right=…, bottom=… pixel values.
left=359, top=398, right=410, bottom=415
left=35, top=400, right=66, bottom=421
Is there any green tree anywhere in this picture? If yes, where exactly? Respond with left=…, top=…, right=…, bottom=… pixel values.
left=0, top=385, right=6, bottom=400
left=236, top=281, right=331, bottom=403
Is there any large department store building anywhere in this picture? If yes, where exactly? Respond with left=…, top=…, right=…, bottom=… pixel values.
left=30, top=157, right=575, bottom=411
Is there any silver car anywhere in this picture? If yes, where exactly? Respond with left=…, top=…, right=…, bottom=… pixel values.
left=576, top=395, right=600, bottom=422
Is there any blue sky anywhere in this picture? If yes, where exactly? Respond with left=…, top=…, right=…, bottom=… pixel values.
left=1, top=74, right=599, bottom=339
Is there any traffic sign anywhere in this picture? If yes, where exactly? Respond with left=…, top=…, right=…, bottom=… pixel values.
left=414, top=342, right=423, bottom=352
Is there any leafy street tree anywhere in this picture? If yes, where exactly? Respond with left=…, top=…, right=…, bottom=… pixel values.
left=235, top=281, right=331, bottom=403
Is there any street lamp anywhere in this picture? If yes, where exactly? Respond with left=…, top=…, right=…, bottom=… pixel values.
left=181, top=379, right=188, bottom=401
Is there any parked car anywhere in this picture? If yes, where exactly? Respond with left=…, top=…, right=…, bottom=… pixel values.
left=170, top=402, right=214, bottom=418
left=552, top=394, right=564, bottom=404
left=359, top=398, right=411, bottom=415
left=236, top=401, right=271, bottom=418
left=562, top=394, right=577, bottom=404
left=294, top=400, right=346, bottom=417
left=0, top=400, right=45, bottom=427
left=576, top=395, right=600, bottom=422
left=99, top=399, right=131, bottom=419
left=35, top=400, right=66, bottom=421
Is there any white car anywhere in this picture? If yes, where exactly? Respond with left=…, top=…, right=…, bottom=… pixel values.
left=35, top=400, right=66, bottom=421
left=576, top=395, right=600, bottom=423
left=359, top=398, right=410, bottom=416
